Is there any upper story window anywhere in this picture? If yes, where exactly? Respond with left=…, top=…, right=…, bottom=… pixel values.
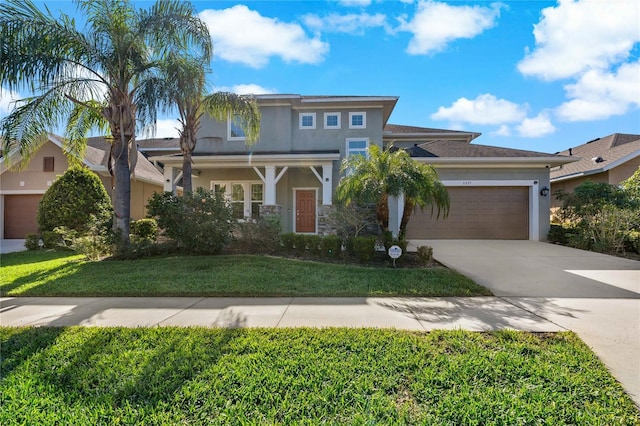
left=346, top=138, right=369, bottom=159
left=228, top=114, right=246, bottom=140
left=299, top=112, right=316, bottom=129
left=349, top=112, right=366, bottom=129
left=324, top=112, right=341, bottom=129
left=43, top=157, right=54, bottom=172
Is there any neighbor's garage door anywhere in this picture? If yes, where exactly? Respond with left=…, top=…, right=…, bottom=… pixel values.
left=406, top=186, right=529, bottom=240
left=4, top=194, right=42, bottom=239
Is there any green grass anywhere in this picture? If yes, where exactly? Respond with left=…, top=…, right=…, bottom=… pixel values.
left=1, top=327, right=637, bottom=425
left=0, top=250, right=491, bottom=297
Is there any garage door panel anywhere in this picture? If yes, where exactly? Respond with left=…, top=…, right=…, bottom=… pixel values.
left=406, top=186, right=529, bottom=240
left=4, top=195, right=42, bottom=239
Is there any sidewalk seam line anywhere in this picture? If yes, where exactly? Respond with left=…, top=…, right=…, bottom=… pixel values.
left=276, top=298, right=293, bottom=328
left=498, top=296, right=570, bottom=331
left=156, top=297, right=206, bottom=326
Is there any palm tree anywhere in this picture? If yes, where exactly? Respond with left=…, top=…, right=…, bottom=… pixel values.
left=159, top=54, right=261, bottom=193
left=335, top=144, right=449, bottom=235
left=0, top=0, right=211, bottom=247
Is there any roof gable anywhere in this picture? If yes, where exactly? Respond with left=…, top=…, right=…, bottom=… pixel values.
left=551, top=133, right=640, bottom=181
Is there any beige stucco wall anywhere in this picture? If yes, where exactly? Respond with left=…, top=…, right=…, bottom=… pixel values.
left=100, top=175, right=162, bottom=220
left=550, top=157, right=640, bottom=209
left=0, top=142, right=70, bottom=192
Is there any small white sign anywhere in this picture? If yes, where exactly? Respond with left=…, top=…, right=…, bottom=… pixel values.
left=388, top=245, right=402, bottom=259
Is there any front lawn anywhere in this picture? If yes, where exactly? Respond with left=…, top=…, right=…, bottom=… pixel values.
left=1, top=327, right=637, bottom=424
left=0, top=250, right=491, bottom=297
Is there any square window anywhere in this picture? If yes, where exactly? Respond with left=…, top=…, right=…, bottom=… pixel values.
left=43, top=157, right=54, bottom=172
left=349, top=112, right=366, bottom=129
left=324, top=112, right=341, bottom=129
left=299, top=113, right=316, bottom=129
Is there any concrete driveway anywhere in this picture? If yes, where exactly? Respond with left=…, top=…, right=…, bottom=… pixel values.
left=410, top=239, right=640, bottom=407
left=1, top=239, right=27, bottom=254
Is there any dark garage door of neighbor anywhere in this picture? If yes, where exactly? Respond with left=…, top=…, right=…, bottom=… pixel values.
left=405, top=186, right=529, bottom=240
left=4, top=194, right=42, bottom=239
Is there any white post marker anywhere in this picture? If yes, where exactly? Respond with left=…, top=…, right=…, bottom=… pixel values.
left=388, top=244, right=402, bottom=268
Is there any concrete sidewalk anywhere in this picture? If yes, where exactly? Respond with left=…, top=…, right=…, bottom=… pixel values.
left=0, top=296, right=564, bottom=331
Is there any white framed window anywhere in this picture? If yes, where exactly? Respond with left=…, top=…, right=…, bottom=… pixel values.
left=346, top=138, right=369, bottom=159
left=299, top=112, right=316, bottom=129
left=211, top=181, right=263, bottom=220
left=324, top=112, right=341, bottom=129
left=227, top=114, right=246, bottom=140
left=349, top=112, right=366, bottom=129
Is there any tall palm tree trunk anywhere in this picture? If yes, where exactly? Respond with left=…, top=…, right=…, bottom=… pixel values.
left=181, top=149, right=193, bottom=194
left=106, top=101, right=134, bottom=247
left=400, top=199, right=415, bottom=235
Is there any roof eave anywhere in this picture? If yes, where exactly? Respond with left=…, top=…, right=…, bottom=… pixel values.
left=415, top=157, right=576, bottom=168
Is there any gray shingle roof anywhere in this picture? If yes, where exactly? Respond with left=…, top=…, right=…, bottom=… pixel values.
left=550, top=133, right=640, bottom=180
left=384, top=124, right=474, bottom=135
left=419, top=140, right=560, bottom=158
left=84, top=137, right=164, bottom=185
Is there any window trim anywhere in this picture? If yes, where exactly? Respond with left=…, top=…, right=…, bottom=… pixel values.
left=227, top=114, right=247, bottom=141
left=210, top=180, right=264, bottom=220
left=345, top=138, right=370, bottom=159
left=349, top=112, right=366, bottom=129
left=299, top=112, right=316, bottom=130
left=323, top=112, right=341, bottom=129
left=43, top=156, right=55, bottom=172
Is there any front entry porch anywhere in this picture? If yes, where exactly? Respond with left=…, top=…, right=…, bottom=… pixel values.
left=154, top=151, right=340, bottom=234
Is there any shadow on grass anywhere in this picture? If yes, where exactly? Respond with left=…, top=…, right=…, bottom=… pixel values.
left=0, top=327, right=65, bottom=377
left=1, top=261, right=83, bottom=295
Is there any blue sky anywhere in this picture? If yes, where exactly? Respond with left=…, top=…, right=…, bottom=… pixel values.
left=1, top=0, right=639, bottom=154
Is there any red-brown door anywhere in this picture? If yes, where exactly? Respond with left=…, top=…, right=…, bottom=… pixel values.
left=4, top=194, right=42, bottom=239
left=295, top=190, right=316, bottom=233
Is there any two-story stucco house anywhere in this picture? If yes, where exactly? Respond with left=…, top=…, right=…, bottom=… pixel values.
left=152, top=94, right=574, bottom=241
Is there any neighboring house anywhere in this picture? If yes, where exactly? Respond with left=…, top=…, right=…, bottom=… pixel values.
left=0, top=134, right=164, bottom=239
left=550, top=133, right=640, bottom=209
left=152, top=94, right=574, bottom=241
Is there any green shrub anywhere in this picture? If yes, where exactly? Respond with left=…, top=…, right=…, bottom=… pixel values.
left=352, top=236, right=376, bottom=262
left=37, top=166, right=112, bottom=233
left=24, top=233, right=40, bottom=250
left=131, top=218, right=158, bottom=240
left=146, top=188, right=235, bottom=254
left=547, top=223, right=574, bottom=245
left=417, top=245, right=433, bottom=264
left=305, top=235, right=321, bottom=255
left=280, top=233, right=296, bottom=252
left=292, top=234, right=307, bottom=255
left=623, top=230, right=640, bottom=254
left=41, top=230, right=64, bottom=249
left=320, top=235, right=342, bottom=258
left=233, top=216, right=281, bottom=254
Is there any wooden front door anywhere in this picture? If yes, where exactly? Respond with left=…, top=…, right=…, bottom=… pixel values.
left=295, top=190, right=316, bottom=233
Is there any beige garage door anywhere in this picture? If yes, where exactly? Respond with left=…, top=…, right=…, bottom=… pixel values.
left=406, top=186, right=529, bottom=240
left=4, top=194, right=42, bottom=239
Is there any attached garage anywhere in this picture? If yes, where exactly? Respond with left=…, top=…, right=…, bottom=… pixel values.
left=4, top=194, right=42, bottom=239
left=406, top=186, right=529, bottom=240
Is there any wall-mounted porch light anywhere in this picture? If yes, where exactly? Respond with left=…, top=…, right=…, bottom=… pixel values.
left=540, top=186, right=550, bottom=197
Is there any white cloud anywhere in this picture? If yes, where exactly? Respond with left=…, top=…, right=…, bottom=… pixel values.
left=518, top=0, right=640, bottom=80
left=555, top=60, right=640, bottom=121
left=0, top=87, right=21, bottom=114
left=199, top=5, right=329, bottom=68
left=400, top=1, right=501, bottom=55
left=516, top=113, right=556, bottom=137
left=303, top=12, right=388, bottom=34
left=214, top=84, right=276, bottom=95
left=143, top=119, right=181, bottom=139
left=338, top=0, right=372, bottom=6
left=431, top=94, right=527, bottom=125
left=493, top=125, right=512, bottom=136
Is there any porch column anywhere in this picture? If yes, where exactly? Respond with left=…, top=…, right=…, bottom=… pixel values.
left=322, top=164, right=333, bottom=205
left=387, top=192, right=405, bottom=239
left=264, top=165, right=276, bottom=205
left=163, top=166, right=179, bottom=194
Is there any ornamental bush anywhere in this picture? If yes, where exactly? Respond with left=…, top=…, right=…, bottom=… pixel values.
left=146, top=188, right=235, bottom=254
left=352, top=236, right=377, bottom=262
left=37, top=166, right=112, bottom=233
